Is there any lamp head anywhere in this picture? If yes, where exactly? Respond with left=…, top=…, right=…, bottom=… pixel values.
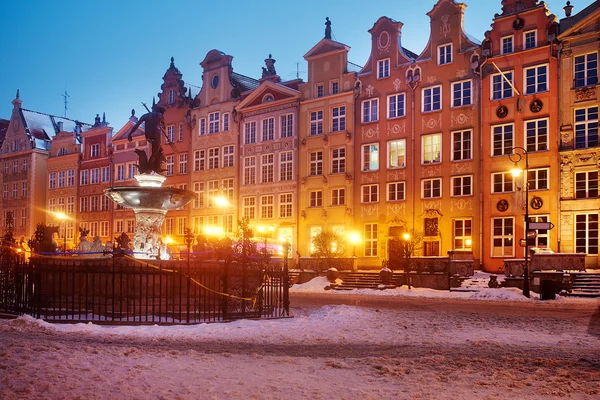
left=402, top=232, right=411, bottom=241
left=511, top=163, right=522, bottom=177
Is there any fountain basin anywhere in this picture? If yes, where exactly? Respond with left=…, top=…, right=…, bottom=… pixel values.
left=104, top=186, right=195, bottom=210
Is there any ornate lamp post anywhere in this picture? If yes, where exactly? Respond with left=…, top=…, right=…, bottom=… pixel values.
left=257, top=225, right=275, bottom=255
left=402, top=232, right=411, bottom=289
left=509, top=146, right=531, bottom=298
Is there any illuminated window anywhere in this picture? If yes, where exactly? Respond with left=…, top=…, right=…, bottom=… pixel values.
left=575, top=214, right=598, bottom=254
left=260, top=195, right=274, bottom=219
left=492, top=217, right=514, bottom=257
left=243, top=196, right=256, bottom=219
left=453, top=219, right=472, bottom=250
left=193, top=182, right=205, bottom=208
left=422, top=134, right=441, bottom=164
left=364, top=223, right=378, bottom=257
left=362, top=143, right=379, bottom=171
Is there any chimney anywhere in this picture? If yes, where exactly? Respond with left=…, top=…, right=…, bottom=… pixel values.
left=564, top=1, right=574, bottom=17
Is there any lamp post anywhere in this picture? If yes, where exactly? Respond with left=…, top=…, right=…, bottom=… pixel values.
left=214, top=195, right=230, bottom=235
left=55, top=211, right=68, bottom=256
left=282, top=239, right=290, bottom=314
left=257, top=225, right=275, bottom=255
left=509, top=146, right=531, bottom=298
left=402, top=232, right=411, bottom=289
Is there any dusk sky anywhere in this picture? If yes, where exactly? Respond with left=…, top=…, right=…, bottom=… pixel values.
left=0, top=0, right=573, bottom=128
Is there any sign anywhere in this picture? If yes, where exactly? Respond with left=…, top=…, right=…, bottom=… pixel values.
left=528, top=222, right=555, bottom=230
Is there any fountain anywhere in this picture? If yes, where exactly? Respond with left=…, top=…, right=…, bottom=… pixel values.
left=104, top=102, right=195, bottom=259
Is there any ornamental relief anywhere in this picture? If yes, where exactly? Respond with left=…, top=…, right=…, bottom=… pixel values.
left=440, top=15, right=451, bottom=38
left=393, top=78, right=401, bottom=92
left=561, top=214, right=572, bottom=228
left=387, top=122, right=405, bottom=137
left=455, top=69, right=468, bottom=79
left=422, top=165, right=442, bottom=177
left=450, top=111, right=473, bottom=128
left=361, top=204, right=378, bottom=217
left=422, top=115, right=442, bottom=131
left=387, top=202, right=406, bottom=216
left=421, top=201, right=442, bottom=213
left=365, top=84, right=375, bottom=97
left=387, top=169, right=406, bottom=181
left=561, top=131, right=573, bottom=148
left=426, top=76, right=438, bottom=85
left=361, top=125, right=380, bottom=140
left=361, top=172, right=379, bottom=184
left=560, top=49, right=572, bottom=59
left=560, top=169, right=572, bottom=198
left=450, top=162, right=472, bottom=175
left=450, top=198, right=473, bottom=212
left=377, top=31, right=391, bottom=55
left=575, top=86, right=597, bottom=102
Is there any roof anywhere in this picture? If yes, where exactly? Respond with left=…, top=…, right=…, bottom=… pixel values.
left=231, top=72, right=260, bottom=91
left=560, top=0, right=600, bottom=35
left=401, top=47, right=418, bottom=60
left=185, top=83, right=201, bottom=99
left=20, top=109, right=91, bottom=150
left=347, top=61, right=363, bottom=73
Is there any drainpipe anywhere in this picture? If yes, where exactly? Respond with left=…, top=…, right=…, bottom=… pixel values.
left=555, top=41, right=562, bottom=253
left=409, top=72, right=419, bottom=232
left=478, top=56, right=488, bottom=270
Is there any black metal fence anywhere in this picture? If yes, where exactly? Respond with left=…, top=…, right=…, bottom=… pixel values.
left=0, top=249, right=289, bottom=324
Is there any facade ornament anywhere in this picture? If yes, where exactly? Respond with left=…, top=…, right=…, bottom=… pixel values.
left=496, top=105, right=509, bottom=119
left=575, top=87, right=596, bottom=102
left=345, top=172, right=352, bottom=181
left=440, top=15, right=451, bottom=38
left=365, top=84, right=375, bottom=97
left=377, top=31, right=391, bottom=55
left=393, top=78, right=401, bottom=91
left=530, top=99, right=543, bottom=113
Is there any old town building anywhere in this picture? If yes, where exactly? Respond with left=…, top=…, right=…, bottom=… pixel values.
left=557, top=1, right=600, bottom=268
left=481, top=0, right=560, bottom=272
left=235, top=55, right=302, bottom=253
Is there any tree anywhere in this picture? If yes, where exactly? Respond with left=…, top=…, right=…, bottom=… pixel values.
left=386, top=230, right=424, bottom=270
left=311, top=230, right=347, bottom=272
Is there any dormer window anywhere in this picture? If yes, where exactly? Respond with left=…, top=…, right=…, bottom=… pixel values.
left=438, top=44, right=452, bottom=65
left=377, top=59, right=390, bottom=79
left=501, top=36, right=514, bottom=54
left=523, top=30, right=536, bottom=50
left=168, top=89, right=175, bottom=105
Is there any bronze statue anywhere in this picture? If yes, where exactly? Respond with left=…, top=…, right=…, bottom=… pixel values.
left=325, top=17, right=332, bottom=40
left=128, top=102, right=167, bottom=174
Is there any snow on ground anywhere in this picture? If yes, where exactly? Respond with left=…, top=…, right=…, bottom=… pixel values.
left=0, top=271, right=598, bottom=399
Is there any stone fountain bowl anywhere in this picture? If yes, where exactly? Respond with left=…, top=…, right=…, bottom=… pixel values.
left=104, top=187, right=196, bottom=211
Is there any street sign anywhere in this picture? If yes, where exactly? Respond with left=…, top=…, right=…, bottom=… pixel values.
left=528, top=222, right=555, bottom=230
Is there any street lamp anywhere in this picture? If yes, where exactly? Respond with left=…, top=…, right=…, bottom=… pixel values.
left=257, top=225, right=275, bottom=255
left=349, top=232, right=360, bottom=257
left=54, top=211, right=68, bottom=256
left=214, top=195, right=230, bottom=234
left=402, top=232, right=411, bottom=289
left=509, top=146, right=531, bottom=298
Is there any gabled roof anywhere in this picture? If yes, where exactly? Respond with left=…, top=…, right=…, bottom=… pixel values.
left=235, top=80, right=301, bottom=111
left=559, top=0, right=600, bottom=37
left=111, top=120, right=144, bottom=142
left=231, top=72, right=260, bottom=92
left=304, top=38, right=350, bottom=59
left=20, top=109, right=91, bottom=150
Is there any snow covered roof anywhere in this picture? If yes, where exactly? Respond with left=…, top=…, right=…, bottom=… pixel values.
left=20, top=109, right=91, bottom=150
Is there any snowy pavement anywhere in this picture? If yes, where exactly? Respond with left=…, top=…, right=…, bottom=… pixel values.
left=0, top=273, right=598, bottom=399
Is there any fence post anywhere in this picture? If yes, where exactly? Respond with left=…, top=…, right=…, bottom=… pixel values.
left=222, top=261, right=228, bottom=321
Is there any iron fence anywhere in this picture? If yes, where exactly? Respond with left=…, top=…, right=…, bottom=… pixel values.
left=0, top=248, right=289, bottom=324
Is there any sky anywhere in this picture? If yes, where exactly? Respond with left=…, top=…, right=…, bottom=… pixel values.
left=0, top=0, right=574, bottom=128
left=1, top=273, right=598, bottom=398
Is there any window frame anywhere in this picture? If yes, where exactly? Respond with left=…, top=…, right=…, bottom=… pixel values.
left=244, top=121, right=257, bottom=144
left=361, top=98, right=379, bottom=123
left=501, top=35, right=514, bottom=55
left=387, top=139, right=406, bottom=169
left=422, top=85, right=442, bottom=113
left=575, top=213, right=599, bottom=255
left=361, top=184, right=379, bottom=203
left=422, top=133, right=442, bottom=165
left=523, top=30, right=536, bottom=50
left=310, top=110, right=324, bottom=136
left=491, top=172, right=514, bottom=193
left=437, top=43, right=453, bottom=65
left=525, top=118, right=549, bottom=152
left=387, top=181, right=405, bottom=202
left=491, top=123, right=514, bottom=157
left=452, top=129, right=472, bottom=161
left=332, top=105, right=346, bottom=132
left=491, top=71, right=514, bottom=100
left=422, top=178, right=442, bottom=199
left=387, top=93, right=406, bottom=119
left=451, top=175, right=473, bottom=197
left=451, top=79, right=472, bottom=107
left=492, top=217, right=515, bottom=257
left=574, top=52, right=598, bottom=88
left=527, top=167, right=549, bottom=191
left=361, top=143, right=379, bottom=172
left=309, top=151, right=323, bottom=176
left=331, top=147, right=346, bottom=174
left=574, top=106, right=599, bottom=149
left=575, top=170, right=598, bottom=199
left=524, top=64, right=548, bottom=95
left=377, top=58, right=390, bottom=79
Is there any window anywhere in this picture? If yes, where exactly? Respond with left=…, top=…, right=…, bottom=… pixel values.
left=194, top=150, right=205, bottom=171
left=67, top=197, right=74, bottom=214
left=279, top=193, right=293, bottom=218
left=88, top=169, right=100, bottom=186
left=168, top=89, right=175, bottom=104
left=387, top=139, right=405, bottom=168
left=362, top=184, right=379, bottom=203
left=207, top=180, right=218, bottom=208
left=90, top=196, right=99, bottom=212
left=193, top=182, right=205, bottom=208
left=2, top=185, right=7, bottom=199
left=422, top=134, right=441, bottom=164
left=316, top=84, right=324, bottom=97
left=262, top=117, right=274, bottom=141
left=501, top=35, right=513, bottom=54
left=101, top=196, right=110, bottom=211
left=438, top=44, right=452, bottom=65
left=575, top=171, right=598, bottom=199
left=454, top=219, right=472, bottom=250
left=166, top=156, right=174, bottom=176
left=208, top=147, right=219, bottom=169
left=127, top=163, right=136, bottom=179
left=178, top=124, right=184, bottom=141
left=91, top=144, right=100, bottom=158
left=57, top=148, right=67, bottom=156
left=526, top=119, right=548, bottom=152
left=199, top=118, right=206, bottom=136
left=527, top=168, right=549, bottom=191
left=280, top=114, right=293, bottom=138
left=387, top=182, right=405, bottom=201
left=362, top=99, right=378, bottom=123
left=309, top=191, right=323, bottom=207
left=452, top=175, right=472, bottom=196
left=48, top=198, right=56, bottom=213
left=387, top=93, right=405, bottom=119
left=575, top=106, right=598, bottom=149
left=222, top=145, right=234, bottom=168
left=116, top=165, right=124, bottom=181
left=21, top=182, right=27, bottom=198
left=492, top=172, right=514, bottom=193
left=79, top=170, right=88, bottom=186
left=22, top=159, right=27, bottom=171
left=126, top=220, right=135, bottom=234
left=101, top=167, right=110, bottom=182
left=422, top=178, right=442, bottom=199
left=524, top=64, right=547, bottom=94
left=422, top=86, right=441, bottom=112
left=492, top=71, right=514, bottom=100
left=163, top=218, right=173, bottom=236
left=492, top=124, right=514, bottom=156
left=68, top=169, right=75, bottom=186
left=524, top=30, right=536, bottom=50
left=179, top=154, right=187, bottom=174
left=90, top=222, right=98, bottom=237
left=58, top=171, right=65, bottom=188
left=12, top=161, right=17, bottom=172
left=331, top=81, right=339, bottom=95
left=331, top=148, right=346, bottom=174
left=492, top=217, right=514, bottom=257
left=364, top=223, right=378, bottom=257
left=362, top=143, right=379, bottom=171
left=310, top=111, right=323, bottom=136
left=377, top=59, right=390, bottom=78
left=243, top=157, right=256, bottom=185
left=452, top=80, right=472, bottom=107
left=574, top=53, right=598, bottom=88
left=452, top=130, right=472, bottom=161
left=260, top=195, right=274, bottom=219
left=261, top=154, right=274, bottom=183
left=309, top=226, right=322, bottom=255
left=208, top=111, right=220, bottom=134
left=332, top=106, right=346, bottom=132
left=575, top=214, right=598, bottom=254
left=79, top=197, right=88, bottom=213
left=167, top=125, right=175, bottom=143
left=3, top=163, right=7, bottom=174
left=280, top=151, right=293, bottom=181
left=11, top=183, right=17, bottom=198
left=222, top=113, right=229, bottom=132
left=331, top=188, right=345, bottom=206
left=309, top=151, right=323, bottom=176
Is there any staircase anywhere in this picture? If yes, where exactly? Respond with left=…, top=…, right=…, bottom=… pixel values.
left=568, top=273, right=600, bottom=297
left=330, top=271, right=404, bottom=290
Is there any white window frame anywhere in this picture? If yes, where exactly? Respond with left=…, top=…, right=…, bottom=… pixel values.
left=260, top=195, right=274, bottom=219
left=452, top=130, right=472, bottom=161
left=492, top=217, right=514, bottom=257
left=438, top=43, right=452, bottom=65
left=491, top=172, right=514, bottom=193
left=331, top=188, right=345, bottom=206
left=91, top=143, right=100, bottom=158
left=387, top=93, right=406, bottom=119
left=575, top=213, right=599, bottom=255
left=361, top=143, right=379, bottom=172
left=525, top=118, right=548, bottom=152
left=574, top=106, right=598, bottom=149
left=387, top=139, right=405, bottom=169
left=208, top=147, right=219, bottom=170
left=194, top=150, right=205, bottom=171
left=524, top=64, right=548, bottom=95
left=574, top=52, right=598, bottom=88
left=331, top=147, right=346, bottom=174
left=261, top=154, right=274, bottom=183
left=361, top=99, right=379, bottom=123
left=279, top=151, right=293, bottom=181
left=309, top=191, right=323, bottom=207
left=377, top=58, right=390, bottom=79
left=422, top=178, right=442, bottom=199
left=451, top=175, right=473, bottom=197
left=453, top=219, right=473, bottom=250
left=199, top=118, right=206, bottom=136
left=527, top=167, right=549, bottom=191
left=361, top=184, right=379, bottom=203
left=279, top=193, right=293, bottom=218
left=222, top=113, right=229, bottom=132
left=262, top=117, right=275, bottom=141
left=451, top=79, right=472, bottom=107
left=575, top=170, right=598, bottom=199
left=310, top=110, right=323, bottom=136
left=387, top=181, right=405, bottom=202
left=332, top=105, right=346, bottom=132
left=523, top=30, right=536, bottom=50
left=167, top=125, right=175, bottom=143
left=492, top=124, right=514, bottom=156
left=422, top=133, right=442, bottom=165
left=501, top=35, right=514, bottom=54
left=208, top=111, right=220, bottom=134
left=166, top=155, right=174, bottom=176
left=243, top=156, right=256, bottom=185
left=364, top=223, right=378, bottom=257
left=491, top=71, right=514, bottom=100
left=280, top=114, right=293, bottom=138
left=330, top=80, right=339, bottom=95
left=422, top=85, right=442, bottom=112
left=179, top=153, right=187, bottom=174
left=309, top=151, right=323, bottom=176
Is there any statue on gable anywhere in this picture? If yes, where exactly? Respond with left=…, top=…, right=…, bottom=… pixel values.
left=325, top=17, right=332, bottom=40
left=128, top=100, right=167, bottom=175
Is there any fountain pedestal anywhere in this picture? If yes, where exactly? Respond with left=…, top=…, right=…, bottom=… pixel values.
left=104, top=174, right=195, bottom=260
